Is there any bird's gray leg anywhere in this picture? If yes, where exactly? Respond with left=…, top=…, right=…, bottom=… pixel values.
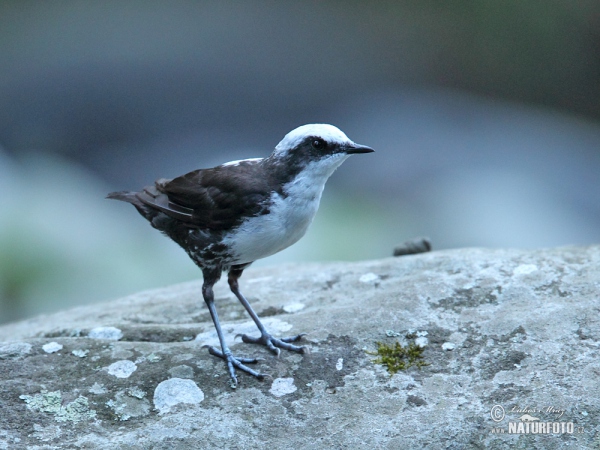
left=201, top=267, right=265, bottom=388
left=228, top=265, right=306, bottom=356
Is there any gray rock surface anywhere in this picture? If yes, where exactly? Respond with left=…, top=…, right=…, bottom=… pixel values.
left=0, top=246, right=598, bottom=449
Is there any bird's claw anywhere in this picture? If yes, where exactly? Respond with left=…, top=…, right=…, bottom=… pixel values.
left=204, top=333, right=306, bottom=387
left=207, top=346, right=266, bottom=388
left=240, top=332, right=307, bottom=355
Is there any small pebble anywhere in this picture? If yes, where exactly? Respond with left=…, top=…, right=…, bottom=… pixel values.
left=393, top=237, right=431, bottom=256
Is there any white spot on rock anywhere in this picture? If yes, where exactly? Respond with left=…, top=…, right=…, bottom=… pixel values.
left=42, top=342, right=63, bottom=354
left=32, top=423, right=62, bottom=441
left=513, top=264, right=538, bottom=275
left=442, top=342, right=456, bottom=351
left=415, top=336, right=429, bottom=347
left=72, top=349, right=89, bottom=358
left=283, top=302, right=305, bottom=313
left=336, top=358, right=343, bottom=371
left=153, top=378, right=204, bottom=414
left=146, top=353, right=162, bottom=363
left=359, top=273, right=380, bottom=283
left=88, top=327, right=123, bottom=341
left=269, top=378, right=297, bottom=397
left=127, top=386, right=146, bottom=399
left=106, top=360, right=137, bottom=378
left=89, top=383, right=107, bottom=395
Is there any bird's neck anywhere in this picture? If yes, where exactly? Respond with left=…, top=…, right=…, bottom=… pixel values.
left=266, top=153, right=349, bottom=201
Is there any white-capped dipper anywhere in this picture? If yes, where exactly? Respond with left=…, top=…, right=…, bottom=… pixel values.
left=108, top=124, right=374, bottom=387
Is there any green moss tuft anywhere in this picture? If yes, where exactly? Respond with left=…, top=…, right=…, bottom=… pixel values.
left=367, top=339, right=429, bottom=375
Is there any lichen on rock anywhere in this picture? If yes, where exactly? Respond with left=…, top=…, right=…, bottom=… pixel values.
left=20, top=391, right=97, bottom=423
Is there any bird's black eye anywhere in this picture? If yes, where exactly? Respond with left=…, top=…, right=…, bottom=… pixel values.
left=311, top=138, right=326, bottom=150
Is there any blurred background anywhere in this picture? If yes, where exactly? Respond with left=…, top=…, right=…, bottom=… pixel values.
left=1, top=1, right=599, bottom=324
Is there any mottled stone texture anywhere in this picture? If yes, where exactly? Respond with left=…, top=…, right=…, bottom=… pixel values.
left=0, top=246, right=598, bottom=449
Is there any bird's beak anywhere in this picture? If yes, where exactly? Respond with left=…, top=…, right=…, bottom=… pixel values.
left=345, top=143, right=375, bottom=154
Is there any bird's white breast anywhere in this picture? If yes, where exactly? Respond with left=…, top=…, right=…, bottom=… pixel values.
left=223, top=153, right=349, bottom=265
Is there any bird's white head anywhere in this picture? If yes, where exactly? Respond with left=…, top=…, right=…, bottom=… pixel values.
left=274, top=124, right=350, bottom=153
left=271, top=124, right=373, bottom=170
left=274, top=124, right=372, bottom=156
left=266, top=123, right=374, bottom=193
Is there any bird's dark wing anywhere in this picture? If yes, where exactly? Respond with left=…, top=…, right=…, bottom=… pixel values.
left=137, top=159, right=272, bottom=230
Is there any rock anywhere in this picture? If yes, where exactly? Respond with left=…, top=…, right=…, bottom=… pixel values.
left=0, top=246, right=598, bottom=449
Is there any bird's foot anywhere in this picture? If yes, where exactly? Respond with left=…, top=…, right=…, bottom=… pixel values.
left=239, top=332, right=307, bottom=356
left=206, top=346, right=266, bottom=389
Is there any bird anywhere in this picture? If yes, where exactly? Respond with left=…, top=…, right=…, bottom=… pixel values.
left=107, top=124, right=374, bottom=387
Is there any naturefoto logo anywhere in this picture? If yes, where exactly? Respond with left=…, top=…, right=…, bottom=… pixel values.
left=489, top=405, right=585, bottom=435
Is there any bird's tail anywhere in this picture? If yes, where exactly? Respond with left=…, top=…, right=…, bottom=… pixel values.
left=107, top=189, right=163, bottom=224
left=106, top=190, right=143, bottom=207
